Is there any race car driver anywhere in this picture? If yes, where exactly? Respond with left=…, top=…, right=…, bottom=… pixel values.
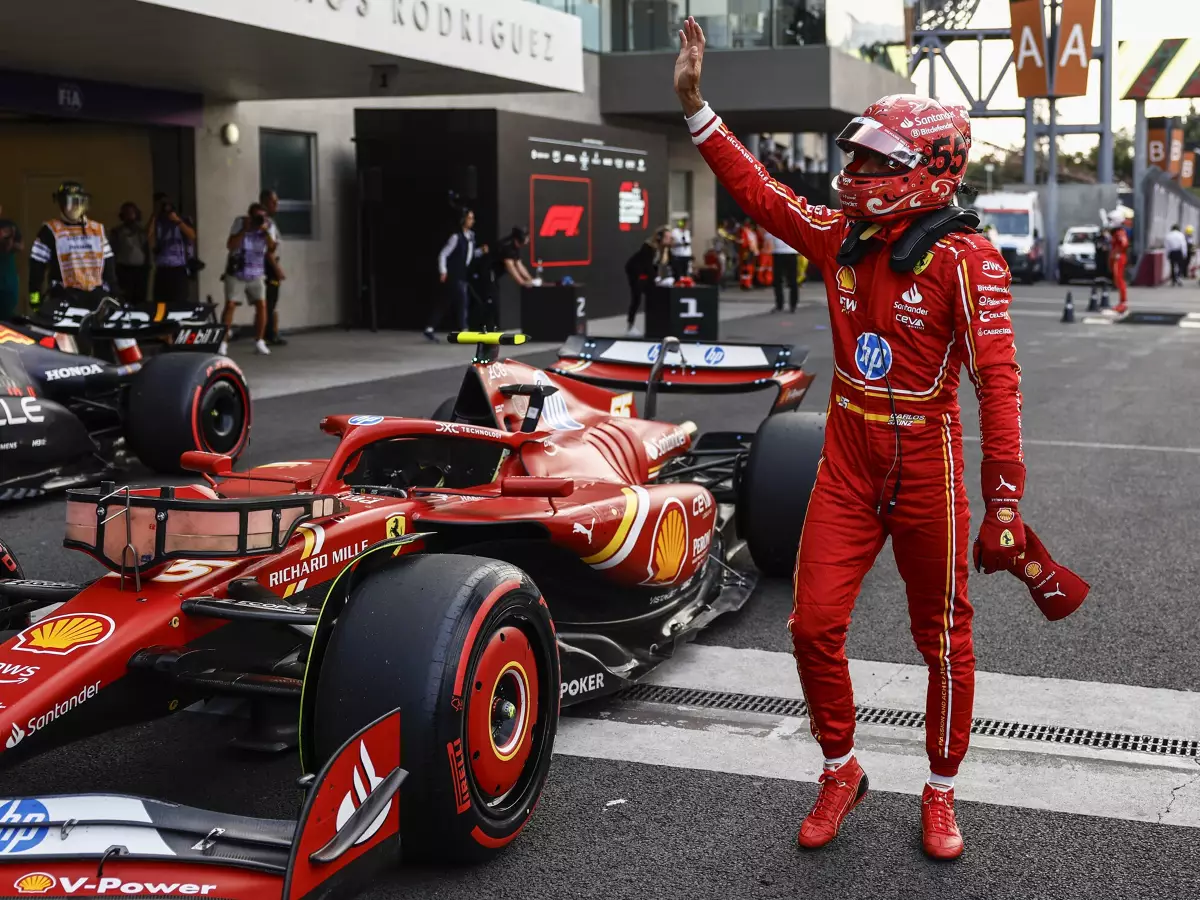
left=28, top=181, right=117, bottom=312
left=675, top=18, right=1024, bottom=859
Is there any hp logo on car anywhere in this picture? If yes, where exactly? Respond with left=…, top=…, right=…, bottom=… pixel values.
left=703, top=346, right=725, bottom=365
left=0, top=798, right=49, bottom=854
left=646, top=344, right=661, bottom=363
left=854, top=333, right=893, bottom=381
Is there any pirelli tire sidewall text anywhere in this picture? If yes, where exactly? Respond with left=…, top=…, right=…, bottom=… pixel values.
left=124, top=353, right=251, bottom=473
left=311, top=554, right=560, bottom=863
left=738, top=411, right=826, bottom=577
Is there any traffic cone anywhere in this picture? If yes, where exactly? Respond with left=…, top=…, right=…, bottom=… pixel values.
left=1087, top=283, right=1099, bottom=312
left=1099, top=285, right=1110, bottom=309
left=1061, top=291, right=1075, bottom=323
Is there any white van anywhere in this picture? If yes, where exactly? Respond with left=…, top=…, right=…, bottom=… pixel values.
left=974, top=191, right=1045, bottom=283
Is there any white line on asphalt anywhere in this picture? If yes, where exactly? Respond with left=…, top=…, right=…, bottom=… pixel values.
left=554, top=644, right=1200, bottom=827
left=963, top=435, right=1200, bottom=455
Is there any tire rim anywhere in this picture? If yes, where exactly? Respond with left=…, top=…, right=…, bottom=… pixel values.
left=466, top=623, right=540, bottom=803
left=199, top=377, right=246, bottom=454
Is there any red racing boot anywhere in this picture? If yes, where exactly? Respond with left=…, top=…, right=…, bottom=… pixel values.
left=797, top=757, right=869, bottom=848
left=921, top=784, right=964, bottom=860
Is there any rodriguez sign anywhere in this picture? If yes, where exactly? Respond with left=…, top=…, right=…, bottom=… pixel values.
left=135, top=0, right=583, bottom=92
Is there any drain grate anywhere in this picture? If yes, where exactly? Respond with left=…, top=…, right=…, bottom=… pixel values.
left=618, top=683, right=1200, bottom=760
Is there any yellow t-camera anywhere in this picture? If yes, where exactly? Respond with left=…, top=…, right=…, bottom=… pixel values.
left=448, top=332, right=528, bottom=346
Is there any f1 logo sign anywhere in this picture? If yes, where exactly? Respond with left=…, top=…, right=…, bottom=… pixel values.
left=539, top=205, right=584, bottom=238
left=530, top=175, right=591, bottom=267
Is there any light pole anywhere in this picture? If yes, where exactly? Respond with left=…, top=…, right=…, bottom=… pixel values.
left=985, top=162, right=996, bottom=194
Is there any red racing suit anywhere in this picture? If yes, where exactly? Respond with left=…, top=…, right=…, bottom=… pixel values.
left=687, top=105, right=1023, bottom=776
left=1109, top=227, right=1129, bottom=307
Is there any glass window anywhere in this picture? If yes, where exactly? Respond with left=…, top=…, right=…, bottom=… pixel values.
left=824, top=0, right=904, bottom=71
left=529, top=0, right=604, bottom=51
left=260, top=129, right=316, bottom=239
left=774, top=0, right=826, bottom=47
left=690, top=0, right=772, bottom=49
left=624, top=0, right=686, bottom=51
left=980, top=210, right=1032, bottom=235
left=669, top=170, right=693, bottom=219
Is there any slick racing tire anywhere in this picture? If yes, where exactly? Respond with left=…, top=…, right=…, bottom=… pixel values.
left=0, top=535, right=28, bottom=629
left=311, top=554, right=559, bottom=863
left=431, top=396, right=458, bottom=422
left=125, top=353, right=251, bottom=473
left=738, top=411, right=825, bottom=578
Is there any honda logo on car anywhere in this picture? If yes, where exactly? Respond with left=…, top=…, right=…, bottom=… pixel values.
left=5, top=681, right=101, bottom=750
left=268, top=539, right=370, bottom=587
left=560, top=672, right=604, bottom=698
left=13, top=872, right=218, bottom=894
left=44, top=364, right=103, bottom=382
left=0, top=398, right=44, bottom=427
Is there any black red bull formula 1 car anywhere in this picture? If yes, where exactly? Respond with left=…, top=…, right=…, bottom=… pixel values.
left=0, top=288, right=249, bottom=501
left=0, top=332, right=823, bottom=898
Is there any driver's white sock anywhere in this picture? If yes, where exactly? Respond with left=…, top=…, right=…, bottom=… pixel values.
left=823, top=750, right=854, bottom=771
left=927, top=772, right=954, bottom=792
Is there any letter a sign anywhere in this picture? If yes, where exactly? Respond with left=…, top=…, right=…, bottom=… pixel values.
left=1009, top=0, right=1049, bottom=97
left=1054, top=0, right=1095, bottom=97
left=1009, top=0, right=1095, bottom=98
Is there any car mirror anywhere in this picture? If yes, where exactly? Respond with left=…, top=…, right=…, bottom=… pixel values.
left=180, top=450, right=234, bottom=477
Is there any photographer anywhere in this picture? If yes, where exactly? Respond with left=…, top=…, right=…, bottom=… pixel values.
left=219, top=201, right=277, bottom=356
left=148, top=193, right=196, bottom=308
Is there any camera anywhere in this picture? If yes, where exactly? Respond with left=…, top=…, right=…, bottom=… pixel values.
left=250, top=214, right=266, bottom=230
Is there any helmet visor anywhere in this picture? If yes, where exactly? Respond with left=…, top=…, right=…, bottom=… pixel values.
left=836, top=117, right=922, bottom=171
left=60, top=193, right=89, bottom=222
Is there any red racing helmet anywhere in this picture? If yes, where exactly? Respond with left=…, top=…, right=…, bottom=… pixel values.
left=833, top=94, right=972, bottom=222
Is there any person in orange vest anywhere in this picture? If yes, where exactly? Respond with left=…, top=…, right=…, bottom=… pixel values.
left=1107, top=212, right=1129, bottom=314
left=755, top=224, right=774, bottom=286
left=738, top=219, right=758, bottom=290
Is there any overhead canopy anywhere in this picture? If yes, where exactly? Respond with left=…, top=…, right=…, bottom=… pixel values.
left=600, top=47, right=915, bottom=135
left=0, top=0, right=585, bottom=103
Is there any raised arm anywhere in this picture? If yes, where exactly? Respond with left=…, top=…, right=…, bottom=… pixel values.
left=674, top=17, right=840, bottom=263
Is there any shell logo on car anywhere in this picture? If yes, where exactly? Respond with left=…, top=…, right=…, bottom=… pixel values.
left=14, top=872, right=54, bottom=893
left=647, top=500, right=688, bottom=584
left=837, top=266, right=856, bottom=294
left=11, top=614, right=115, bottom=656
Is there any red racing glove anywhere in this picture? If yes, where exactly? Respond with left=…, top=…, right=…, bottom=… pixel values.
left=973, top=460, right=1026, bottom=574
left=1004, top=526, right=1090, bottom=620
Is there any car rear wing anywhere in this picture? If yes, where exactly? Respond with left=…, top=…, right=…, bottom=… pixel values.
left=0, top=710, right=405, bottom=900
left=549, top=335, right=817, bottom=413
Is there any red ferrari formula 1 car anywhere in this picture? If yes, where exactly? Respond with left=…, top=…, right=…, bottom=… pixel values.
left=0, top=332, right=823, bottom=898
